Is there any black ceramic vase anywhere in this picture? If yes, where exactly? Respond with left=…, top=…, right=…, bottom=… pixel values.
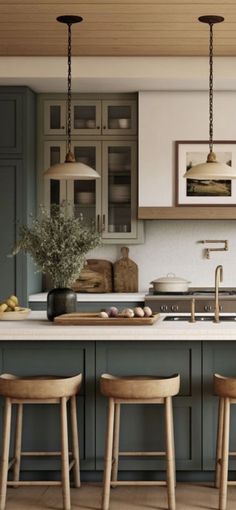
left=47, top=288, right=77, bottom=321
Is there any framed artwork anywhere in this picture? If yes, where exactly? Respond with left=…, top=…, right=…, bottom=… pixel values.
left=176, top=141, right=236, bottom=205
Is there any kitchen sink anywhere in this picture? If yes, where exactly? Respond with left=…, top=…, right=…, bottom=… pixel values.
left=164, top=315, right=236, bottom=322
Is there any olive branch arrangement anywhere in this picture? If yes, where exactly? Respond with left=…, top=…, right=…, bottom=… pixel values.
left=13, top=205, right=101, bottom=288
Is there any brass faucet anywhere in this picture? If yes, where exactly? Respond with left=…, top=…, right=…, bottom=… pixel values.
left=214, top=265, right=223, bottom=323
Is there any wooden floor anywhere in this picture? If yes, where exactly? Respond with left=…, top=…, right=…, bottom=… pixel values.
left=4, top=483, right=236, bottom=509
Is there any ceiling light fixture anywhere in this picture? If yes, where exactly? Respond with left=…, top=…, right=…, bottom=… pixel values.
left=44, top=15, right=100, bottom=180
left=184, top=16, right=236, bottom=180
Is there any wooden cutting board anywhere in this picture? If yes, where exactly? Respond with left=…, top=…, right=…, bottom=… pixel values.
left=113, top=247, right=138, bottom=292
left=72, top=259, right=113, bottom=293
left=54, top=312, right=159, bottom=326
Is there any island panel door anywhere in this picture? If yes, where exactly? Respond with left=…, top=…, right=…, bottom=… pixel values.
left=203, top=341, right=236, bottom=470
left=0, top=341, right=95, bottom=471
left=96, top=341, right=201, bottom=471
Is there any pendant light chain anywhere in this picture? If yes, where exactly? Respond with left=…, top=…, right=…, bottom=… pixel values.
left=209, top=22, right=214, bottom=154
left=67, top=23, right=72, bottom=154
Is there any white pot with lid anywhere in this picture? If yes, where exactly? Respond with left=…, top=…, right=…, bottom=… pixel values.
left=150, top=273, right=191, bottom=293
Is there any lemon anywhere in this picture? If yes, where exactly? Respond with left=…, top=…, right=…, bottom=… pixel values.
left=9, top=295, right=18, bottom=306
left=6, top=298, right=16, bottom=310
left=0, top=303, right=7, bottom=313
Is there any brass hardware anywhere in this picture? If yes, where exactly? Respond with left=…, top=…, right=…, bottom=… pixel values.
left=102, top=214, right=106, bottom=231
left=97, top=214, right=101, bottom=232
left=190, top=299, right=196, bottom=323
left=214, top=265, right=223, bottom=323
left=199, top=240, right=228, bottom=259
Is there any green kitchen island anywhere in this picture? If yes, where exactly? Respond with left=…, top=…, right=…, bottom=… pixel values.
left=0, top=311, right=236, bottom=482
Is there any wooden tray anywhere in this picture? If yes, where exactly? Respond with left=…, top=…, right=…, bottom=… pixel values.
left=54, top=312, right=160, bottom=326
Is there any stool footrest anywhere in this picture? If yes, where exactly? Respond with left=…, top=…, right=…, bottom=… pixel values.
left=20, top=451, right=72, bottom=457
left=227, top=481, right=236, bottom=486
left=119, top=451, right=166, bottom=457
left=7, top=481, right=62, bottom=486
left=109, top=481, right=167, bottom=486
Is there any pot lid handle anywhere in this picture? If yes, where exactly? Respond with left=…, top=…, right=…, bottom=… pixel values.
left=166, top=272, right=176, bottom=278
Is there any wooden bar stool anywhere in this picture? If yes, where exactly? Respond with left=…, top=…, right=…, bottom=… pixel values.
left=0, top=372, right=82, bottom=510
left=100, top=373, right=180, bottom=510
left=214, top=373, right=236, bottom=510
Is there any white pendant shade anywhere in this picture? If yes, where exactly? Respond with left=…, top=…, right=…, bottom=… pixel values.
left=184, top=161, right=236, bottom=180
left=44, top=161, right=100, bottom=180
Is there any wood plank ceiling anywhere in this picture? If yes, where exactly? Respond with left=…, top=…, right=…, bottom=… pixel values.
left=1, top=0, right=236, bottom=56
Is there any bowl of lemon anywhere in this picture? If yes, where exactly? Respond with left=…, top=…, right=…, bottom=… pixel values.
left=0, top=295, right=31, bottom=320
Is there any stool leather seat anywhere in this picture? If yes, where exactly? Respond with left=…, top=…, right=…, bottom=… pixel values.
left=100, top=373, right=180, bottom=399
left=0, top=373, right=82, bottom=399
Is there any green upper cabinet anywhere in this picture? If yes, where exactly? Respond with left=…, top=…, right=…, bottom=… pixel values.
left=0, top=94, right=23, bottom=154
left=0, top=87, right=40, bottom=305
left=38, top=93, right=144, bottom=244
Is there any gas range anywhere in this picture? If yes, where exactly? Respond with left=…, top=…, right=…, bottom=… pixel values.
left=145, top=288, right=236, bottom=314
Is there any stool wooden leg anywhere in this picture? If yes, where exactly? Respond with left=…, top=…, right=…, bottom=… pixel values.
left=0, top=398, right=12, bottom=510
left=102, top=398, right=115, bottom=510
left=111, top=403, right=120, bottom=487
left=169, top=397, right=176, bottom=488
left=219, top=397, right=230, bottom=510
left=215, top=397, right=224, bottom=489
left=13, top=403, right=23, bottom=484
left=60, top=397, right=71, bottom=510
left=165, top=397, right=176, bottom=510
left=70, top=395, right=80, bottom=488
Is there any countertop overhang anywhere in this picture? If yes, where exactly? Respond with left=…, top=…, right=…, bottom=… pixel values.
left=1, top=312, right=236, bottom=341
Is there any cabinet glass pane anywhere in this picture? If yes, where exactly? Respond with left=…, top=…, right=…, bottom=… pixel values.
left=50, top=105, right=61, bottom=129
left=108, top=146, right=131, bottom=233
left=108, top=105, right=131, bottom=130
left=50, top=146, right=60, bottom=206
left=74, top=106, right=96, bottom=130
left=73, top=146, right=96, bottom=223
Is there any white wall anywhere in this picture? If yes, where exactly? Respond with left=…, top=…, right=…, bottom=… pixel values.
left=89, top=90, right=236, bottom=293
left=139, top=90, right=236, bottom=206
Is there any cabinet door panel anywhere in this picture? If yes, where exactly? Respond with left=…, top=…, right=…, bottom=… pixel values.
left=96, top=341, right=201, bottom=471
left=102, top=141, right=138, bottom=239
left=203, top=342, right=236, bottom=470
left=0, top=342, right=95, bottom=470
left=72, top=100, right=101, bottom=135
left=102, top=100, right=137, bottom=135
left=68, top=141, right=102, bottom=224
left=0, top=95, right=22, bottom=153
left=0, top=160, right=24, bottom=303
left=44, top=101, right=66, bottom=135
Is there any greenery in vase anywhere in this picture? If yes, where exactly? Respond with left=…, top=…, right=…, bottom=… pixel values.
left=13, top=205, right=101, bottom=288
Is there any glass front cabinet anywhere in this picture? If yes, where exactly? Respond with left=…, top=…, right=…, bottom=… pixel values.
left=41, top=95, right=143, bottom=244
left=44, top=98, right=137, bottom=137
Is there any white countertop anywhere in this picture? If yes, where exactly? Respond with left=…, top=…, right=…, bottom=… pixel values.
left=29, top=292, right=145, bottom=302
left=1, top=312, right=236, bottom=341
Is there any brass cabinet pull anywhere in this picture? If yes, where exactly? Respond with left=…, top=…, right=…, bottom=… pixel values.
left=97, top=214, right=101, bottom=232
left=102, top=214, right=106, bottom=231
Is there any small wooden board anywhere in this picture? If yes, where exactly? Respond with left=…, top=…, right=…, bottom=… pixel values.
left=54, top=312, right=160, bottom=326
left=113, top=247, right=138, bottom=293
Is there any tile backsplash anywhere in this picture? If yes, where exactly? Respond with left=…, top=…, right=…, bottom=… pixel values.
left=89, top=220, right=236, bottom=292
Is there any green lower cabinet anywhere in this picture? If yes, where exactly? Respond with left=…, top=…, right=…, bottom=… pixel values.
left=0, top=341, right=95, bottom=472
left=96, top=341, right=202, bottom=471
left=203, top=342, right=236, bottom=471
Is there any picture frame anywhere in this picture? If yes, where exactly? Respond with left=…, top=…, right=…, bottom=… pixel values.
left=176, top=141, right=236, bottom=205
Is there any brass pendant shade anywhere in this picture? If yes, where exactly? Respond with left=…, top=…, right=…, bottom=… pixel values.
left=184, top=16, right=236, bottom=180
left=44, top=15, right=100, bottom=181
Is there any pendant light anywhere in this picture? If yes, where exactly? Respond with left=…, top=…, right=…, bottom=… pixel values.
left=44, top=15, right=100, bottom=180
left=184, top=16, right=236, bottom=180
